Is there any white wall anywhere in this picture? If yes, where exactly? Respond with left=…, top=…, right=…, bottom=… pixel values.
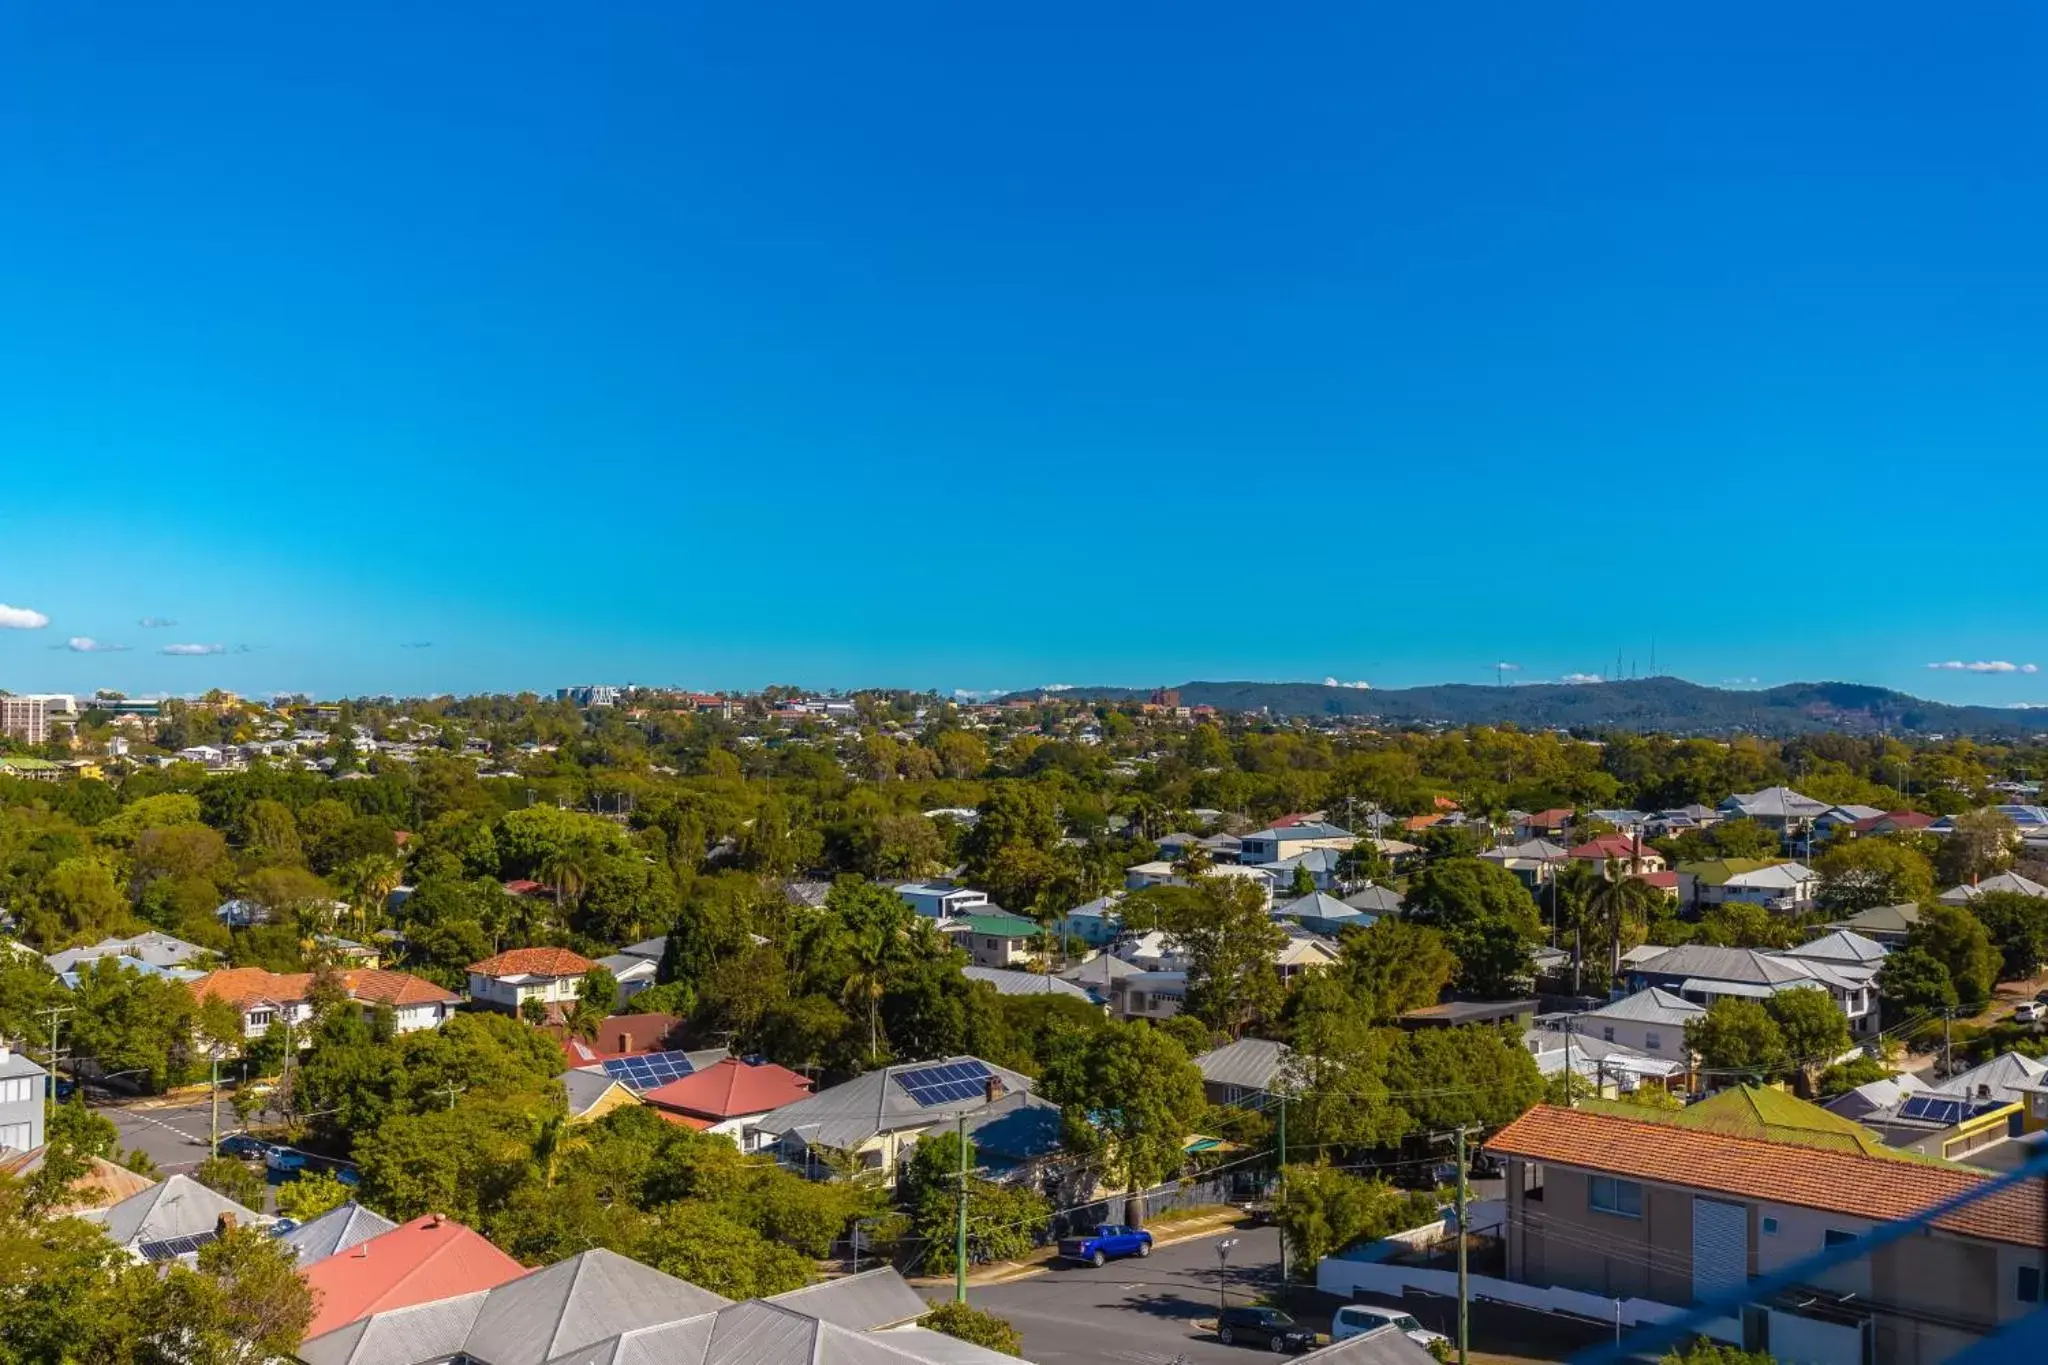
left=1755, top=1202, right=1871, bottom=1300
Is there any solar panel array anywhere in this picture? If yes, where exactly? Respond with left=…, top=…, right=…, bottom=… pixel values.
left=137, top=1232, right=218, bottom=1262
left=601, top=1051, right=698, bottom=1092
left=897, top=1059, right=994, bottom=1108
left=1900, top=1095, right=1972, bottom=1126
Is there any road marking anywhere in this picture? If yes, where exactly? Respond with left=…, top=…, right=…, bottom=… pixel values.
left=112, top=1107, right=210, bottom=1146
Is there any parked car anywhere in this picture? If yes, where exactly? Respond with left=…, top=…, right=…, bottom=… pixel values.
left=265, top=1147, right=308, bottom=1174
left=1057, top=1223, right=1153, bottom=1267
left=1217, top=1306, right=1315, bottom=1353
left=2018, top=1003, right=2046, bottom=1024
left=216, top=1134, right=268, bottom=1160
left=1332, top=1305, right=1450, bottom=1350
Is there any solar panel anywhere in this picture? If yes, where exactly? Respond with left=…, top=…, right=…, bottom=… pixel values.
left=1901, top=1095, right=1968, bottom=1125
left=897, top=1060, right=994, bottom=1108
left=601, top=1050, right=698, bottom=1092
left=137, top=1232, right=218, bottom=1262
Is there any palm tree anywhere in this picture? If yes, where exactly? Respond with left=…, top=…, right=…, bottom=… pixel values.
left=339, top=854, right=403, bottom=938
left=538, top=846, right=590, bottom=918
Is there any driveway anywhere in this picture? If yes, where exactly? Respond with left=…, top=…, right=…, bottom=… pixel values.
left=943, top=1225, right=1299, bottom=1364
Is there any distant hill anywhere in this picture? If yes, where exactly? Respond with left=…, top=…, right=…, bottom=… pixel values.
left=998, top=678, right=2048, bottom=738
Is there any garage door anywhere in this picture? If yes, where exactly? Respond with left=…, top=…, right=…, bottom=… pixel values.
left=1692, top=1198, right=1748, bottom=1303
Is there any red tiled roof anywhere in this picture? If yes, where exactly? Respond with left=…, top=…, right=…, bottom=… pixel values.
left=1401, top=814, right=1444, bottom=832
left=191, top=967, right=314, bottom=1011
left=1852, top=810, right=1936, bottom=833
left=1525, top=808, right=1574, bottom=825
left=466, top=946, right=595, bottom=979
left=643, top=1058, right=813, bottom=1120
left=501, top=879, right=546, bottom=896
left=557, top=1014, right=683, bottom=1065
left=340, top=968, right=458, bottom=1008
left=1488, top=1105, right=2042, bottom=1248
left=656, top=1110, right=716, bottom=1130
left=1569, top=834, right=1654, bottom=860
left=300, top=1214, right=526, bottom=1338
left=1633, top=870, right=1680, bottom=889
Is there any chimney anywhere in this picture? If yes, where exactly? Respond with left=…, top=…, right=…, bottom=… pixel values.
left=216, top=1212, right=237, bottom=1238
left=427, top=1212, right=444, bottom=1228
left=984, top=1076, right=1004, bottom=1104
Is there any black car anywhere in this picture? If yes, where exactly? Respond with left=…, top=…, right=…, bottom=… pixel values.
left=1217, top=1306, right=1316, bottom=1353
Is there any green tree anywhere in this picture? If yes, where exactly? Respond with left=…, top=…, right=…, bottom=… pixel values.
left=901, top=1130, right=1051, bottom=1274
left=636, top=1202, right=814, bottom=1298
left=1684, top=999, right=1786, bottom=1075
left=1660, top=1340, right=1777, bottom=1365
left=1878, top=945, right=1960, bottom=1025
left=275, top=1170, right=355, bottom=1222
left=1290, top=862, right=1317, bottom=898
left=1386, top=1025, right=1544, bottom=1132
left=1965, top=891, right=2048, bottom=981
left=193, top=1154, right=266, bottom=1209
left=1402, top=859, right=1542, bottom=996
left=1169, top=875, right=1286, bottom=1039
left=1273, top=1163, right=1441, bottom=1276
left=1906, top=904, right=1999, bottom=1007
left=1694, top=900, right=1798, bottom=950
left=1814, top=838, right=1934, bottom=913
left=1039, top=1020, right=1206, bottom=1200
left=1817, top=1055, right=1889, bottom=1098
left=1763, top=987, right=1852, bottom=1088
left=922, top=1302, right=1023, bottom=1356
left=1279, top=974, right=1408, bottom=1149
left=1935, top=808, right=2016, bottom=886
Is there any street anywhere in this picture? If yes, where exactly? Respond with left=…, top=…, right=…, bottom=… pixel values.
left=101, top=1093, right=223, bottom=1176
left=946, top=1225, right=1297, bottom=1365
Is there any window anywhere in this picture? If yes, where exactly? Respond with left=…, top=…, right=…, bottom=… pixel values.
left=249, top=1009, right=275, bottom=1028
left=1602, top=1027, right=1616, bottom=1043
left=1589, top=1176, right=1643, bottom=1218
left=1645, top=1031, right=1662, bottom=1052
left=1824, top=1229, right=1855, bottom=1249
left=2021, top=1267, right=2042, bottom=1304
left=1761, top=1217, right=1779, bottom=1236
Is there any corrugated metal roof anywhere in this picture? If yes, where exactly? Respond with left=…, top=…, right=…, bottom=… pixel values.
left=1193, top=1037, right=1292, bottom=1092
left=1298, top=1324, right=1438, bottom=1365
left=460, top=1248, right=730, bottom=1365
left=763, top=1267, right=928, bottom=1331
left=755, top=1057, right=1036, bottom=1152
left=281, top=1201, right=398, bottom=1265
left=298, top=1290, right=490, bottom=1365
left=98, top=1173, right=256, bottom=1249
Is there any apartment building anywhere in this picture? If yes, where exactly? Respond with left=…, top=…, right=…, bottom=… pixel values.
left=1489, top=1105, right=2047, bottom=1365
left=0, top=696, right=50, bottom=744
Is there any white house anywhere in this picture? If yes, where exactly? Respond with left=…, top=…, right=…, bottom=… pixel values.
left=1236, top=822, right=1357, bottom=865
left=466, top=946, right=598, bottom=1014
left=1561, top=988, right=1705, bottom=1066
left=894, top=882, right=990, bottom=919
left=188, top=966, right=457, bottom=1038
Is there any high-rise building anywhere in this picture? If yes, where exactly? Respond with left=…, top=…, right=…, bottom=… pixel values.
left=0, top=696, right=50, bottom=744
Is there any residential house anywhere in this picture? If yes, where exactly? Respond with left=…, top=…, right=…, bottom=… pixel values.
left=1565, top=834, right=1665, bottom=877
left=1561, top=988, right=1705, bottom=1067
left=1114, top=970, right=1188, bottom=1021
left=279, top=1202, right=398, bottom=1266
left=1266, top=846, right=1348, bottom=892
left=1237, top=822, right=1358, bottom=866
left=961, top=966, right=1096, bottom=1002
left=1626, top=944, right=1878, bottom=1040
left=0, top=1146, right=153, bottom=1215
left=1113, top=929, right=1189, bottom=973
left=1645, top=805, right=1720, bottom=839
left=1779, top=930, right=1889, bottom=975
left=1478, top=839, right=1571, bottom=891
left=1273, top=890, right=1372, bottom=937
left=1524, top=1030, right=1680, bottom=1097
left=592, top=951, right=658, bottom=1005
left=1675, top=859, right=1819, bottom=914
left=298, top=1212, right=533, bottom=1339
left=1860, top=1052, right=2048, bottom=1161
left=1850, top=811, right=1937, bottom=838
left=1489, top=1104, right=2048, bottom=1365
left=1518, top=809, right=1574, bottom=840
left=1824, top=1073, right=1928, bottom=1124
left=0, top=1046, right=46, bottom=1153
left=88, top=1173, right=259, bottom=1262
left=1193, top=1037, right=1292, bottom=1106
left=1273, top=927, right=1341, bottom=983
left=1812, top=805, right=1887, bottom=842
left=466, top=947, right=598, bottom=1014
left=894, top=881, right=990, bottom=920
left=1344, top=884, right=1405, bottom=915
left=560, top=1067, right=641, bottom=1124
left=1820, top=903, right=1921, bottom=948
left=46, top=931, right=211, bottom=985
left=1124, top=860, right=1276, bottom=905
left=1059, top=893, right=1124, bottom=947
left=296, top=1253, right=1020, bottom=1365
left=189, top=967, right=458, bottom=1038
left=755, top=1055, right=1036, bottom=1179
left=937, top=912, right=1042, bottom=968
left=643, top=1058, right=814, bottom=1150
left=1937, top=871, right=2048, bottom=907
left=1398, top=1000, right=1539, bottom=1030
left=558, top=1013, right=685, bottom=1065
left=1717, top=786, right=1829, bottom=835
left=1057, top=950, right=1145, bottom=1008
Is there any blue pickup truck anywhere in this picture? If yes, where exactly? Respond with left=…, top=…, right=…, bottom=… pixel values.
left=1058, top=1223, right=1153, bottom=1267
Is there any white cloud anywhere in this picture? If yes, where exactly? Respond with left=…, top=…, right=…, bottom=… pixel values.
left=1322, top=677, right=1372, bottom=689
left=1561, top=673, right=1605, bottom=685
left=1495, top=662, right=1521, bottom=672
left=0, top=604, right=50, bottom=630
left=1926, top=660, right=2038, bottom=674
left=161, top=643, right=225, bottom=656
left=1721, top=676, right=1761, bottom=687
left=952, top=688, right=1006, bottom=701
left=64, top=637, right=129, bottom=653
left=137, top=616, right=177, bottom=629
left=1038, top=683, right=1074, bottom=693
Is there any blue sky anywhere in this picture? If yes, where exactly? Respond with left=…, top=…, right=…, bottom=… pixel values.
left=3, top=3, right=2044, bottom=703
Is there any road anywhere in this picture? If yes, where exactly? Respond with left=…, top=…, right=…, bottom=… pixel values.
left=102, top=1093, right=222, bottom=1175
left=946, top=1225, right=1299, bottom=1365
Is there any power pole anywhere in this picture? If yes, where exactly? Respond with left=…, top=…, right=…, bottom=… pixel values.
left=1453, top=1125, right=1479, bottom=1365
left=437, top=1082, right=463, bottom=1111
left=1562, top=1018, right=1574, bottom=1105
left=34, top=1005, right=72, bottom=1118
left=1944, top=1008, right=1954, bottom=1077
left=1276, top=1096, right=1288, bottom=1283
left=955, top=1111, right=970, bottom=1304
left=210, top=1054, right=221, bottom=1153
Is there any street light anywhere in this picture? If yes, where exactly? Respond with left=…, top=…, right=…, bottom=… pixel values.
left=1215, top=1237, right=1240, bottom=1316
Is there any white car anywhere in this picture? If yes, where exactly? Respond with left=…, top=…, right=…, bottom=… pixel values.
left=1332, top=1305, right=1450, bottom=1350
left=2016, top=1002, right=2045, bottom=1024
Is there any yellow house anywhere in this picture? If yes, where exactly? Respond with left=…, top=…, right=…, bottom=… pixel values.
left=563, top=1068, right=641, bottom=1124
